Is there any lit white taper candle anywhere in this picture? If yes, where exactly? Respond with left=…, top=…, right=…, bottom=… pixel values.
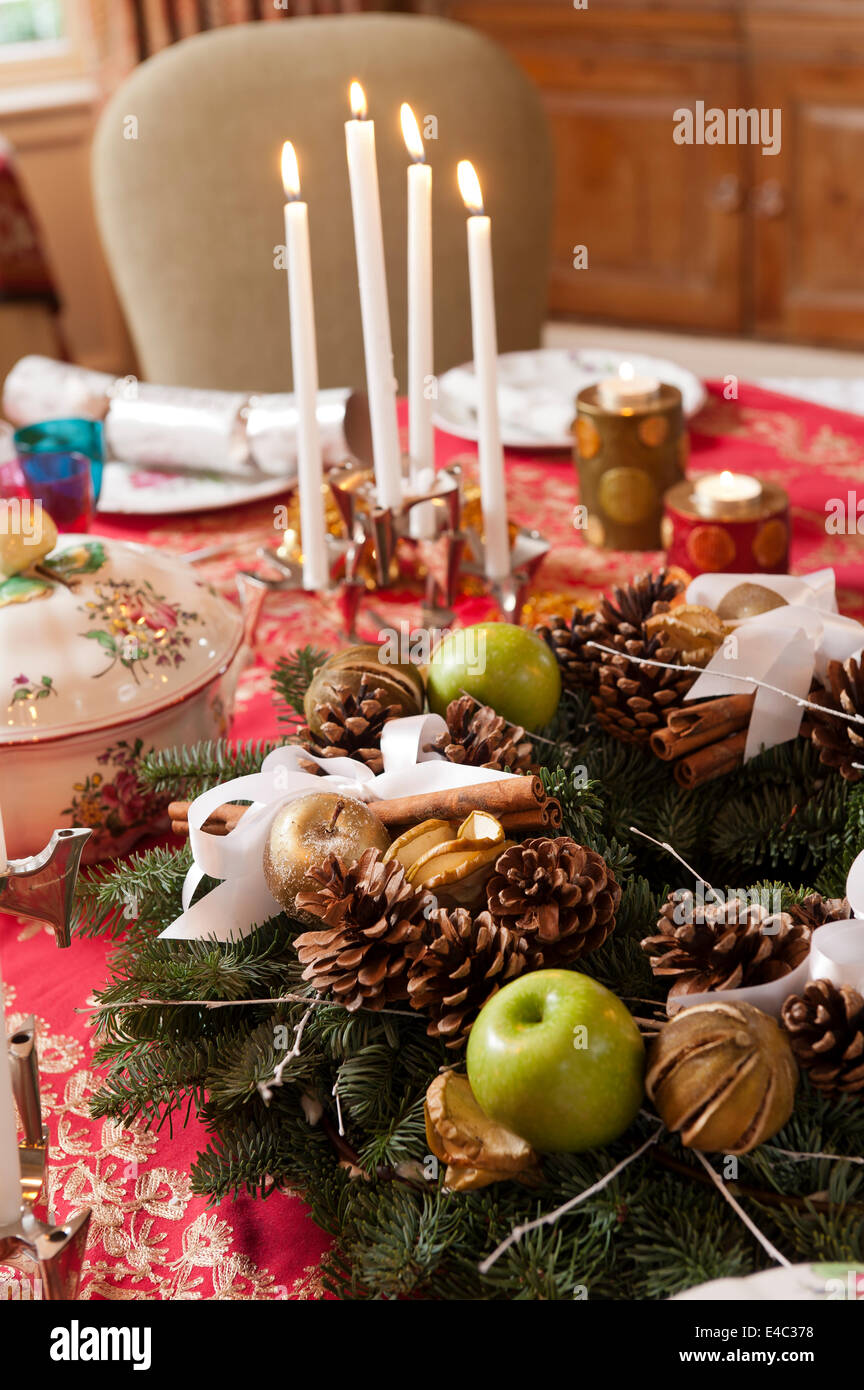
left=281, top=141, right=328, bottom=591
left=401, top=104, right=435, bottom=540
left=0, top=803, right=21, bottom=1226
left=345, top=81, right=402, bottom=510
left=458, top=160, right=510, bottom=580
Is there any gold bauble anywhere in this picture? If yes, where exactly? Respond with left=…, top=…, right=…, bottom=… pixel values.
left=646, top=1000, right=798, bottom=1154
left=263, top=792, right=391, bottom=915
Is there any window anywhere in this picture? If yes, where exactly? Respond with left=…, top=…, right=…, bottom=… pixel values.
left=0, top=0, right=92, bottom=89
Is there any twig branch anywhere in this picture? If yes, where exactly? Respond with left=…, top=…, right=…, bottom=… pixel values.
left=693, top=1150, right=790, bottom=1267
left=478, top=1118, right=665, bottom=1275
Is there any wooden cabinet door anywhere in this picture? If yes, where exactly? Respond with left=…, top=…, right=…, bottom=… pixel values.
left=748, top=24, right=864, bottom=347
left=449, top=3, right=746, bottom=334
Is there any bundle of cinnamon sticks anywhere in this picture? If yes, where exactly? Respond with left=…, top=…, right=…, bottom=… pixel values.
left=168, top=774, right=562, bottom=839
left=650, top=693, right=754, bottom=788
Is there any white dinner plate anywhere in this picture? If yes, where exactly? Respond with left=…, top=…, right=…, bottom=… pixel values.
left=433, top=348, right=707, bottom=449
left=96, top=461, right=292, bottom=515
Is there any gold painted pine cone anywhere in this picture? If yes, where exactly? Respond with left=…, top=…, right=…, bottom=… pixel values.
left=646, top=1001, right=798, bottom=1154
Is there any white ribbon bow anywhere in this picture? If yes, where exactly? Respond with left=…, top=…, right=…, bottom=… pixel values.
left=161, top=714, right=521, bottom=942
left=684, top=569, right=864, bottom=760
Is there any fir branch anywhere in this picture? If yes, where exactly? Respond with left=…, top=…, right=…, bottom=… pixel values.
left=271, top=644, right=328, bottom=723
left=137, top=738, right=279, bottom=799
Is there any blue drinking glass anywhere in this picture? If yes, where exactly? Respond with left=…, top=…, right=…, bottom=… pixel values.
left=13, top=418, right=104, bottom=504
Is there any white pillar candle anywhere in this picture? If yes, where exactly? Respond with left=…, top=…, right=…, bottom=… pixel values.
left=458, top=160, right=510, bottom=581
left=0, top=805, right=21, bottom=1226
left=281, top=142, right=329, bottom=591
left=597, top=362, right=661, bottom=412
left=345, top=82, right=402, bottom=511
left=401, top=104, right=436, bottom=541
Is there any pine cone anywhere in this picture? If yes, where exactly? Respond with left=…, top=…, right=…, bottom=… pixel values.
left=407, top=907, right=529, bottom=1049
left=588, top=571, right=695, bottom=745
left=788, top=892, right=850, bottom=930
left=294, top=848, right=433, bottom=1011
left=642, top=890, right=811, bottom=1001
left=781, top=979, right=864, bottom=1095
left=300, top=675, right=402, bottom=774
left=800, top=657, right=864, bottom=782
left=485, top=837, right=621, bottom=966
left=428, top=697, right=535, bottom=773
left=535, top=606, right=602, bottom=692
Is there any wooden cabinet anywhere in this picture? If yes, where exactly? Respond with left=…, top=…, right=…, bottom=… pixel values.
left=447, top=0, right=864, bottom=348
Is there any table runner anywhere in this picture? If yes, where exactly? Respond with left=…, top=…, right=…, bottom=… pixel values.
left=2, top=380, right=864, bottom=1300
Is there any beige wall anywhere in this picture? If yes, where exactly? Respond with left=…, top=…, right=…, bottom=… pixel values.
left=0, top=88, right=135, bottom=385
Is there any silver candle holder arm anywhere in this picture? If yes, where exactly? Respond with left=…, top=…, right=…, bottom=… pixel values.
left=0, top=826, right=91, bottom=949
left=0, top=825, right=92, bottom=1298
left=0, top=1018, right=92, bottom=1300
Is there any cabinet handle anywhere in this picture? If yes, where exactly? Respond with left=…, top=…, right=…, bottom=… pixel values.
left=707, top=175, right=743, bottom=213
left=752, top=180, right=786, bottom=218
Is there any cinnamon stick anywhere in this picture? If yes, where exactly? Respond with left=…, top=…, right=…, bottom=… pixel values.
left=169, top=776, right=555, bottom=839
left=673, top=730, right=748, bottom=789
left=651, top=693, right=754, bottom=762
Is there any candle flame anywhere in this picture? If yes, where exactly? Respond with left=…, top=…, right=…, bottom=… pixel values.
left=281, top=141, right=300, bottom=200
left=720, top=470, right=735, bottom=485
left=400, top=103, right=425, bottom=163
left=350, top=81, right=368, bottom=120
left=618, top=362, right=635, bottom=383
left=457, top=160, right=484, bottom=215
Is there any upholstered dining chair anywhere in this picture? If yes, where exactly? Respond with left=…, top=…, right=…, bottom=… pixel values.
left=91, top=13, right=553, bottom=393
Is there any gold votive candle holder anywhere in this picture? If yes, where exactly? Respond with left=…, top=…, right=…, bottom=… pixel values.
left=574, top=383, right=688, bottom=549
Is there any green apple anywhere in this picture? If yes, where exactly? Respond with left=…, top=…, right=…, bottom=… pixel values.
left=426, top=623, right=561, bottom=732
left=466, top=970, right=644, bottom=1152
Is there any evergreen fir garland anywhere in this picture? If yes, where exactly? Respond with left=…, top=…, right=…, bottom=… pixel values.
left=75, top=646, right=864, bottom=1300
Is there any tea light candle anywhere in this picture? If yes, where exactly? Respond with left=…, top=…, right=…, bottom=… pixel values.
left=597, top=362, right=661, bottom=413
left=693, top=470, right=764, bottom=518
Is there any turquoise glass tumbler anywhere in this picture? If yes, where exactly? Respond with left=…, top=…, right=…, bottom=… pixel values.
left=14, top=418, right=104, bottom=503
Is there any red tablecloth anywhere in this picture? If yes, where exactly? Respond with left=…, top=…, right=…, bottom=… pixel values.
left=3, top=381, right=864, bottom=1299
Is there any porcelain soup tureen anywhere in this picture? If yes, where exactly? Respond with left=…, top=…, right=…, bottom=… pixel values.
left=0, top=533, right=258, bottom=862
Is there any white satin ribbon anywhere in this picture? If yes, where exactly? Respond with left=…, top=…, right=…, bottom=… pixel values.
left=684, top=570, right=864, bottom=760
left=160, top=714, right=523, bottom=943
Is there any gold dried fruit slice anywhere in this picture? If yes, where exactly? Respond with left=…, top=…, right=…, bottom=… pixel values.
left=425, top=1071, right=537, bottom=1186
left=456, top=810, right=505, bottom=844
left=383, top=818, right=457, bottom=872
left=644, top=603, right=729, bottom=667
left=407, top=837, right=515, bottom=907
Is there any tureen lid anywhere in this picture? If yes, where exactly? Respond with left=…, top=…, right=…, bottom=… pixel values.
left=1, top=534, right=243, bottom=743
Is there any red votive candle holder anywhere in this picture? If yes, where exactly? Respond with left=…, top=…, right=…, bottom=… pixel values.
left=662, top=470, right=789, bottom=576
